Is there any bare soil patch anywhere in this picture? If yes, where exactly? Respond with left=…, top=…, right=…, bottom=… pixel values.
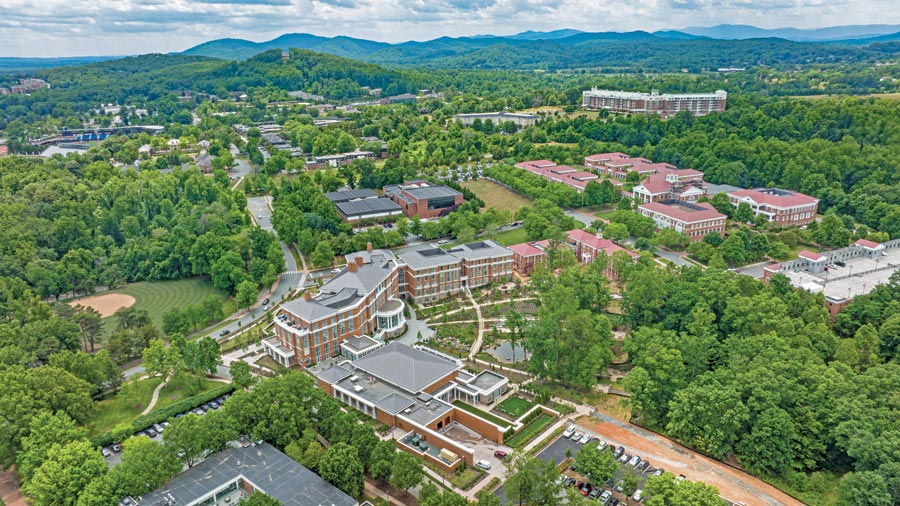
left=70, top=293, right=136, bottom=318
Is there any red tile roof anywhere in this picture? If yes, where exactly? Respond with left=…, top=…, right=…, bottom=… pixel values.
left=639, top=201, right=725, bottom=223
left=635, top=176, right=672, bottom=194
left=765, top=263, right=783, bottom=271
left=509, top=242, right=546, bottom=257
left=728, top=188, right=818, bottom=209
left=855, top=239, right=883, bottom=249
left=567, top=229, right=640, bottom=258
left=799, top=250, right=825, bottom=261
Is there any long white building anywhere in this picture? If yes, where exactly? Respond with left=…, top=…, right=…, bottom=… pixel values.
left=582, top=88, right=727, bottom=117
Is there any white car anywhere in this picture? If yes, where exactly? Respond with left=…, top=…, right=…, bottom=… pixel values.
left=563, top=425, right=575, bottom=438
left=570, top=431, right=583, bottom=441
left=599, top=490, right=612, bottom=504
left=633, top=489, right=644, bottom=502
left=597, top=440, right=608, bottom=451
left=579, top=433, right=592, bottom=444
left=475, top=460, right=491, bottom=470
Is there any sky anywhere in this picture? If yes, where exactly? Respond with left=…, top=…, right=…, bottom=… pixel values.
left=1, top=0, right=899, bottom=57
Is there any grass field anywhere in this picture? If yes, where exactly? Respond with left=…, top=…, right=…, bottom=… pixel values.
left=491, top=227, right=529, bottom=246
left=496, top=396, right=535, bottom=418
left=461, top=180, right=532, bottom=216
left=452, top=400, right=511, bottom=427
left=97, top=278, right=233, bottom=335
left=506, top=413, right=555, bottom=449
left=87, top=374, right=222, bottom=436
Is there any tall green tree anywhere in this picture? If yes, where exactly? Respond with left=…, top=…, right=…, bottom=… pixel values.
left=318, top=442, right=364, bottom=498
left=23, top=440, right=108, bottom=506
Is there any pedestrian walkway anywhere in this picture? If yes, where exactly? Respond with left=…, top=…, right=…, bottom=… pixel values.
left=465, top=287, right=485, bottom=360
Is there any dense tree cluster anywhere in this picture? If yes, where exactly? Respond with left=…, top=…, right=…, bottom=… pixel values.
left=621, top=265, right=900, bottom=503
left=0, top=156, right=280, bottom=299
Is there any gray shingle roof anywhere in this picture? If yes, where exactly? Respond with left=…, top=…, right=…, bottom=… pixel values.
left=137, top=443, right=357, bottom=506
left=398, top=247, right=460, bottom=270
left=351, top=342, right=458, bottom=394
left=448, top=240, right=512, bottom=261
left=374, top=392, right=416, bottom=414
left=316, top=363, right=354, bottom=384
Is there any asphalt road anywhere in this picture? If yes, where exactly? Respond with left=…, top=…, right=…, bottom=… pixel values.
left=247, top=196, right=274, bottom=232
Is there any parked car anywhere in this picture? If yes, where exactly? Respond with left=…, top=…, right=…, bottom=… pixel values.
left=145, top=428, right=158, bottom=438
left=475, top=460, right=491, bottom=470
left=192, top=408, right=204, bottom=416
left=209, top=400, right=221, bottom=409
left=589, top=487, right=602, bottom=499
left=633, top=489, right=644, bottom=502
left=579, top=433, right=592, bottom=444
left=612, top=446, right=624, bottom=458
left=609, top=499, right=620, bottom=506
left=111, top=444, right=122, bottom=453
left=835, top=261, right=846, bottom=267
left=598, top=490, right=612, bottom=504
left=220, top=329, right=231, bottom=336
left=574, top=481, right=583, bottom=489
left=563, top=425, right=575, bottom=438
left=262, top=298, right=270, bottom=305
left=676, top=474, right=687, bottom=482
left=597, top=440, right=608, bottom=451
left=618, top=453, right=631, bottom=463
left=628, top=455, right=641, bottom=467
left=636, top=460, right=650, bottom=472
left=652, top=468, right=664, bottom=477
left=101, top=448, right=111, bottom=457
left=494, top=450, right=507, bottom=459
left=570, top=431, right=583, bottom=441
left=153, top=423, right=165, bottom=433
left=564, top=477, right=576, bottom=487
left=580, top=483, right=592, bottom=496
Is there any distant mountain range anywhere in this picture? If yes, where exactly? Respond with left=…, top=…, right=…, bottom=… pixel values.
left=679, top=24, right=900, bottom=41
left=179, top=26, right=900, bottom=69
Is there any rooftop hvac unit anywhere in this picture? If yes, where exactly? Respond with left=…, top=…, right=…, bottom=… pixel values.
left=404, top=408, right=413, bottom=413
left=353, top=385, right=364, bottom=393
left=350, top=375, right=359, bottom=382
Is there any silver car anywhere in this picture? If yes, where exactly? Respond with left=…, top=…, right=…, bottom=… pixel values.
left=579, top=433, right=592, bottom=444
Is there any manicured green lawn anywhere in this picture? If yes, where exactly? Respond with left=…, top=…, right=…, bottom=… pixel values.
left=98, top=277, right=233, bottom=335
left=489, top=227, right=529, bottom=246
left=452, top=400, right=511, bottom=427
left=496, top=396, right=535, bottom=418
left=506, top=413, right=555, bottom=449
left=87, top=374, right=224, bottom=436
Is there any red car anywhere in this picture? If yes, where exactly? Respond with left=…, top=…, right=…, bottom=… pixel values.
left=494, top=450, right=507, bottom=459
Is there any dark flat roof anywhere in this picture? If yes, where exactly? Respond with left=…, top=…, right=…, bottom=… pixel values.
left=138, top=443, right=357, bottom=506
left=325, top=188, right=378, bottom=203
left=336, top=198, right=402, bottom=219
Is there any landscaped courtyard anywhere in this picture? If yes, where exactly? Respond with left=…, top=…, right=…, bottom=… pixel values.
left=496, top=395, right=535, bottom=418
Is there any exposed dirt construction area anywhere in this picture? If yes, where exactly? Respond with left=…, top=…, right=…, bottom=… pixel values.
left=577, top=413, right=805, bottom=506
left=69, top=293, right=136, bottom=318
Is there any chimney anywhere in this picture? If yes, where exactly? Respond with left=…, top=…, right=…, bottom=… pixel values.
left=367, top=242, right=373, bottom=252
left=303, top=292, right=312, bottom=301
left=355, top=256, right=364, bottom=267
left=348, top=262, right=358, bottom=272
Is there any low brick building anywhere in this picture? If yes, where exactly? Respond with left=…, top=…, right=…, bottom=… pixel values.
left=727, top=188, right=818, bottom=227
left=314, top=343, right=510, bottom=471
left=385, top=181, right=464, bottom=219
left=639, top=200, right=726, bottom=241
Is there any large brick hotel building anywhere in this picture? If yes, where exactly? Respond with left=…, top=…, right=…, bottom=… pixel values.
left=582, top=88, right=727, bottom=117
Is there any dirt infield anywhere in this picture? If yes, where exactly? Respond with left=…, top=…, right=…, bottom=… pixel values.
left=70, top=293, right=136, bottom=318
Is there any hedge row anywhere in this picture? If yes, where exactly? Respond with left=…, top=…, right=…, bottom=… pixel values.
left=90, top=383, right=235, bottom=448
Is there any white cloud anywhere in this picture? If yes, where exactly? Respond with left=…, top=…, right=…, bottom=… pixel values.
left=0, top=0, right=897, bottom=56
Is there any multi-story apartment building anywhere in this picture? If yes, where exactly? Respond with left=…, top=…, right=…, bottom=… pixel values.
left=452, top=111, right=538, bottom=128
left=268, top=241, right=514, bottom=365
left=267, top=248, right=405, bottom=368
left=726, top=188, right=819, bottom=227
left=582, top=88, right=727, bottom=117
left=399, top=240, right=513, bottom=304
left=385, top=180, right=464, bottom=219
left=398, top=247, right=463, bottom=304
left=514, top=160, right=599, bottom=192
left=639, top=201, right=727, bottom=241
